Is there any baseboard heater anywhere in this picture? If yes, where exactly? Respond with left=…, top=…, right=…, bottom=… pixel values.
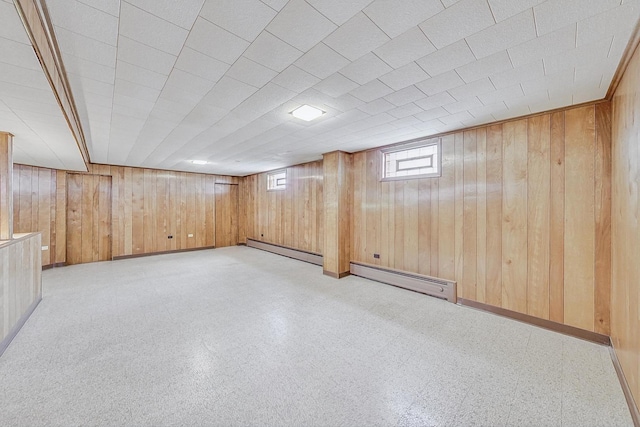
left=246, top=239, right=323, bottom=266
left=350, top=262, right=457, bottom=303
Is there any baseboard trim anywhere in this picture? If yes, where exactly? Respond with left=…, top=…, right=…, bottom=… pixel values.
left=323, top=270, right=350, bottom=279
left=113, top=246, right=216, bottom=261
left=610, top=346, right=640, bottom=426
left=0, top=296, right=42, bottom=358
left=246, top=239, right=323, bottom=266
left=458, top=298, right=611, bottom=346
left=42, top=262, right=66, bottom=270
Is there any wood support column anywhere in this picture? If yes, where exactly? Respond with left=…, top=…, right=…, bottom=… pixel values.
left=0, top=132, right=13, bottom=240
left=323, top=151, right=353, bottom=278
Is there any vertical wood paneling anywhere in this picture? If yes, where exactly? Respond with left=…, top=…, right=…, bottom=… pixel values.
left=243, top=160, right=324, bottom=254
left=350, top=102, right=610, bottom=335
left=611, top=41, right=640, bottom=410
left=564, top=106, right=596, bottom=331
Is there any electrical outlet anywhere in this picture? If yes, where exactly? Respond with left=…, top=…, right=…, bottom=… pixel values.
left=188, top=234, right=194, bottom=238
left=167, top=235, right=173, bottom=239
left=373, top=253, right=380, bottom=259
left=42, top=245, right=49, bottom=251
left=261, top=233, right=264, bottom=237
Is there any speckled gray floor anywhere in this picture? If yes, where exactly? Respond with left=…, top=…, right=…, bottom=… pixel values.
left=0, top=246, right=632, bottom=426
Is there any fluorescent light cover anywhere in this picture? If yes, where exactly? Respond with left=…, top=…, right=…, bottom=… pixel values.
left=191, top=160, right=208, bottom=165
left=291, top=105, right=324, bottom=121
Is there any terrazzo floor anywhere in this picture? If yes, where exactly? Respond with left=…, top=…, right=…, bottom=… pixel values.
left=0, top=246, right=632, bottom=426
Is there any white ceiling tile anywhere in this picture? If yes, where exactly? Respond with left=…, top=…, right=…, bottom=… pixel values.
left=294, top=43, right=350, bottom=79
left=48, top=0, right=118, bottom=45
left=174, top=47, right=229, bottom=82
left=388, top=103, right=422, bottom=118
left=323, top=12, right=390, bottom=61
left=379, top=62, right=429, bottom=90
left=54, top=26, right=117, bottom=67
left=116, top=61, right=168, bottom=90
left=186, top=17, right=250, bottom=64
left=383, top=85, right=426, bottom=106
left=271, top=65, right=321, bottom=92
left=364, top=0, right=443, bottom=38
left=114, top=78, right=161, bottom=102
left=544, top=37, right=613, bottom=76
left=414, top=106, right=449, bottom=122
left=259, top=0, right=287, bottom=10
left=415, top=70, right=464, bottom=96
left=119, top=2, right=189, bottom=55
left=324, top=93, right=366, bottom=111
left=447, top=77, right=495, bottom=101
left=64, top=54, right=116, bottom=84
left=125, top=0, right=203, bottom=29
left=306, top=0, right=374, bottom=25
left=266, top=0, right=337, bottom=51
left=419, top=0, right=495, bottom=49
left=349, top=79, right=394, bottom=102
left=0, top=63, right=49, bottom=90
left=201, top=76, right=258, bottom=110
left=468, top=101, right=508, bottom=118
left=520, top=69, right=574, bottom=96
left=487, top=0, right=546, bottom=22
left=358, top=98, right=395, bottom=115
left=415, top=91, right=456, bottom=110
left=374, top=27, right=436, bottom=69
left=76, top=0, right=120, bottom=16
left=478, top=84, right=525, bottom=105
left=0, top=3, right=30, bottom=44
left=313, top=73, right=359, bottom=97
left=226, top=56, right=278, bottom=88
left=164, top=68, right=216, bottom=97
left=415, top=39, right=476, bottom=77
left=577, top=2, right=640, bottom=47
left=117, top=36, right=177, bottom=75
left=199, top=0, right=277, bottom=42
left=456, top=50, right=513, bottom=83
left=466, top=10, right=537, bottom=59
left=533, top=0, right=621, bottom=36
left=508, top=24, right=576, bottom=68
left=244, top=31, right=304, bottom=73
left=439, top=110, right=473, bottom=125
left=442, top=97, right=482, bottom=114
left=0, top=38, right=40, bottom=71
left=338, top=53, right=392, bottom=85
left=489, top=60, right=544, bottom=89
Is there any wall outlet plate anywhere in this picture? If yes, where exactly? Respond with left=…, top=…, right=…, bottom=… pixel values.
left=188, top=234, right=194, bottom=238
left=374, top=253, right=380, bottom=259
left=41, top=245, right=49, bottom=251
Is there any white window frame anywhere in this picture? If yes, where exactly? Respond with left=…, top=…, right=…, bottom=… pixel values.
left=267, top=169, right=287, bottom=191
left=380, top=138, right=442, bottom=181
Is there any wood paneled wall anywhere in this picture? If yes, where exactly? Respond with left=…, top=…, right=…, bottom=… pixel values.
left=612, top=43, right=640, bottom=412
left=12, top=164, right=239, bottom=265
left=243, top=160, right=323, bottom=254
left=351, top=103, right=612, bottom=334
left=0, top=233, right=41, bottom=346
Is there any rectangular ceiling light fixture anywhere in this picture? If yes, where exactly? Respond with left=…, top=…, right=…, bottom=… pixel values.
left=291, top=104, right=324, bottom=121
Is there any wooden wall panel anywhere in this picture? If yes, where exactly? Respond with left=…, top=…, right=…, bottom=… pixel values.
left=12, top=164, right=237, bottom=265
left=243, top=160, right=323, bottom=254
left=351, top=102, right=611, bottom=334
left=612, top=42, right=640, bottom=412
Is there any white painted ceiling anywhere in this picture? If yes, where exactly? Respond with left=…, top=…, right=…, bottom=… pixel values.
left=2, top=0, right=640, bottom=175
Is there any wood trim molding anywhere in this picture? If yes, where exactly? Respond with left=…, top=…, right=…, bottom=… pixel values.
left=247, top=238, right=323, bottom=266
left=607, top=17, right=640, bottom=100
left=0, top=297, right=41, bottom=358
left=610, top=346, right=640, bottom=427
left=13, top=0, right=90, bottom=169
left=112, top=246, right=217, bottom=261
left=323, top=270, right=350, bottom=279
left=458, top=298, right=611, bottom=346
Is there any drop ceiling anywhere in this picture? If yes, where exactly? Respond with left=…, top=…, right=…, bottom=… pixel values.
left=2, top=0, right=639, bottom=175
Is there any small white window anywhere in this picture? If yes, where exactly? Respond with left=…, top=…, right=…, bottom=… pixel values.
left=267, top=169, right=286, bottom=190
left=381, top=139, right=441, bottom=181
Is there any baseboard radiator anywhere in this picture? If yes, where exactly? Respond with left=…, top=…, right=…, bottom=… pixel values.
left=350, top=262, right=457, bottom=303
left=246, top=239, right=323, bottom=266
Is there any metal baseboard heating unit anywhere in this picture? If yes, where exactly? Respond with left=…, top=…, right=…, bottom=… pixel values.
left=247, top=239, right=323, bottom=266
left=350, top=262, right=457, bottom=303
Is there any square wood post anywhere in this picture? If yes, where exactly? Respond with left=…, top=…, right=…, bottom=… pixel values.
left=0, top=132, right=13, bottom=240
left=323, top=151, right=353, bottom=278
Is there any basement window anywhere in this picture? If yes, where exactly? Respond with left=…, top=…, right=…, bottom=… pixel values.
left=267, top=169, right=286, bottom=191
left=381, top=138, right=441, bottom=181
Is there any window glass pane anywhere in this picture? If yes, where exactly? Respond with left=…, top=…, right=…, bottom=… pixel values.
left=383, top=140, right=440, bottom=179
left=267, top=170, right=286, bottom=190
